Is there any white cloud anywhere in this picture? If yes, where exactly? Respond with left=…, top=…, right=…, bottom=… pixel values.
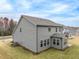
left=0, top=13, right=19, bottom=21
left=16, top=0, right=46, bottom=9
left=17, top=12, right=49, bottom=19
left=0, top=0, right=13, bottom=12
left=25, top=12, right=49, bottom=18
left=62, top=17, right=79, bottom=22
left=16, top=0, right=32, bottom=9
left=33, top=3, right=70, bottom=15
left=53, top=4, right=69, bottom=13
left=50, top=16, right=79, bottom=24
left=0, top=12, right=48, bottom=21
left=45, top=3, right=70, bottom=14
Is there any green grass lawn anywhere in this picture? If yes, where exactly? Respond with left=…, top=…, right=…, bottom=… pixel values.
left=0, top=40, right=79, bottom=59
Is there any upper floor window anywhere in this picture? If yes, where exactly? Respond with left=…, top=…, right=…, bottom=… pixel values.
left=56, top=28, right=57, bottom=32
left=59, top=28, right=61, bottom=32
left=48, top=27, right=51, bottom=32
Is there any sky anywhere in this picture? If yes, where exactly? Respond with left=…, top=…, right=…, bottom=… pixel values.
left=0, top=0, right=79, bottom=26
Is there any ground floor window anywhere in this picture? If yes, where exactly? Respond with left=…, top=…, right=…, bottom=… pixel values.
left=53, top=39, right=56, bottom=44
left=40, top=40, right=43, bottom=47
left=44, top=40, right=46, bottom=46
left=47, top=39, right=49, bottom=45
left=40, top=39, right=50, bottom=47
left=48, top=27, right=51, bottom=32
left=57, top=40, right=59, bottom=45
left=56, top=28, right=57, bottom=32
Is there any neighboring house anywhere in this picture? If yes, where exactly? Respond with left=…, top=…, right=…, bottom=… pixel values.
left=64, top=26, right=78, bottom=37
left=76, top=29, right=79, bottom=35
left=12, top=15, right=68, bottom=53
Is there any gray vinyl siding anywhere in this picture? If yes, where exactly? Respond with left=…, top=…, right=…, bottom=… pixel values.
left=37, top=27, right=60, bottom=52
left=13, top=18, right=37, bottom=52
left=56, top=27, right=63, bottom=33
left=62, top=38, right=68, bottom=49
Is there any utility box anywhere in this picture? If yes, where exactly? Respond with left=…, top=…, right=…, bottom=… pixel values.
left=51, top=32, right=68, bottom=50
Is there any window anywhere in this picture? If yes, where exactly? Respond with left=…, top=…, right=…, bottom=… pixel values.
left=44, top=40, right=46, bottom=46
left=40, top=40, right=43, bottom=47
left=57, top=40, right=59, bottom=45
left=56, top=28, right=57, bottom=32
left=59, top=28, right=61, bottom=32
left=53, top=39, right=56, bottom=44
left=47, top=39, right=49, bottom=45
left=20, top=28, right=22, bottom=32
left=48, top=27, right=51, bottom=32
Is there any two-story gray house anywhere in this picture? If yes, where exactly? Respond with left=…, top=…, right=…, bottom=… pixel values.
left=12, top=15, right=68, bottom=53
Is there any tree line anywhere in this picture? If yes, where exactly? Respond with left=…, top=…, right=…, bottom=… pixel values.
left=0, top=17, right=17, bottom=36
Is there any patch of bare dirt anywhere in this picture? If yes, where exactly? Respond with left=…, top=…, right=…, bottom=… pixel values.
left=68, top=36, right=79, bottom=45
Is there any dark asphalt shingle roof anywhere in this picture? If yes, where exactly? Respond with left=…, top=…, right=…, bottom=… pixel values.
left=23, top=15, right=63, bottom=27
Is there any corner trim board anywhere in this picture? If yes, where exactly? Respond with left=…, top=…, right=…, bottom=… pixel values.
left=36, top=26, right=38, bottom=53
